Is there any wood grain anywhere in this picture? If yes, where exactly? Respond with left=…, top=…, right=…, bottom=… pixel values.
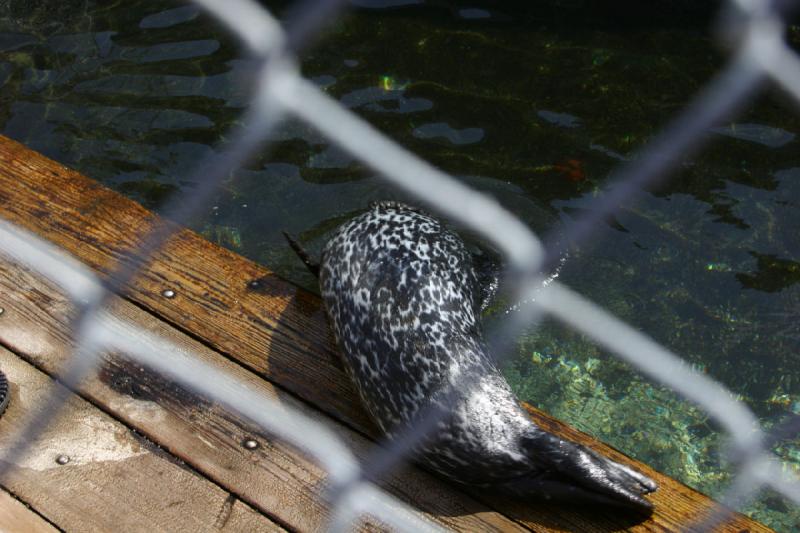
left=0, top=256, right=528, bottom=532
left=0, top=134, right=773, bottom=531
left=0, top=346, right=283, bottom=533
left=0, top=488, right=59, bottom=533
left=0, top=134, right=366, bottom=431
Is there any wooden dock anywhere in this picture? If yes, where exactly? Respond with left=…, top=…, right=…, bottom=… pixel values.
left=0, top=134, right=770, bottom=532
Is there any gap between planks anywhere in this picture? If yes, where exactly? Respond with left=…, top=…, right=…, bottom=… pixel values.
left=0, top=343, right=284, bottom=533
left=0, top=485, right=62, bottom=533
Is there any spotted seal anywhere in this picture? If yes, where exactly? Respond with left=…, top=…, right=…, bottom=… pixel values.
left=287, top=201, right=657, bottom=508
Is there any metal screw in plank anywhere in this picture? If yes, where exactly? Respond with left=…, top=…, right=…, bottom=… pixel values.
left=242, top=438, right=259, bottom=450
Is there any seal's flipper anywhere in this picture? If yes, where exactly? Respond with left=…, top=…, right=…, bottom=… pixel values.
left=494, top=472, right=652, bottom=510
left=518, top=430, right=657, bottom=510
left=471, top=248, right=503, bottom=312
left=283, top=231, right=320, bottom=278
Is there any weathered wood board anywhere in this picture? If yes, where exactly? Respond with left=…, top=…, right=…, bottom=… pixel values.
left=0, top=256, right=528, bottom=532
left=0, top=134, right=772, bottom=531
left=0, top=488, right=59, bottom=533
left=0, top=346, right=283, bottom=533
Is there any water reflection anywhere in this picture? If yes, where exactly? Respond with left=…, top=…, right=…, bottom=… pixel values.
left=139, top=5, right=200, bottom=29
left=412, top=121, right=484, bottom=144
left=537, top=109, right=581, bottom=129
left=710, top=122, right=795, bottom=148
left=341, top=86, right=433, bottom=113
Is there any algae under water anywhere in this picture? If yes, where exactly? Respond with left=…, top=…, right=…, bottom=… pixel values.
left=0, top=0, right=798, bottom=529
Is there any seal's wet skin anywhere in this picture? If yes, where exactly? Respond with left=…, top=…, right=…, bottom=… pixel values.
left=290, top=201, right=657, bottom=509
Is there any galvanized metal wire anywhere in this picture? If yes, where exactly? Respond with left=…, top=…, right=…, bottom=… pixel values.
left=1, top=0, right=799, bottom=531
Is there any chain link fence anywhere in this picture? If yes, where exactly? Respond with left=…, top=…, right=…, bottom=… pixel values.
left=1, top=0, right=800, bottom=530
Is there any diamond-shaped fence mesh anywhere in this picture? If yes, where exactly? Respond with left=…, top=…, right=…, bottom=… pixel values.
left=1, top=0, right=799, bottom=530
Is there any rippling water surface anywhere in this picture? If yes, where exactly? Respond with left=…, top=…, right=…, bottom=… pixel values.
left=1, top=1, right=798, bottom=529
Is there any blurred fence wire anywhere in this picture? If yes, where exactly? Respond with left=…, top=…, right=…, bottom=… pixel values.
left=1, top=0, right=799, bottom=531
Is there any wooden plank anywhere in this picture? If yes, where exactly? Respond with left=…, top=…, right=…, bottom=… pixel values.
left=0, top=134, right=771, bottom=531
left=0, top=256, right=528, bottom=532
left=0, top=135, right=368, bottom=433
left=0, top=346, right=284, bottom=533
left=0, top=488, right=59, bottom=533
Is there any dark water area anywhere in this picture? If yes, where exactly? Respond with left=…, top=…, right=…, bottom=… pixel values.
left=1, top=0, right=798, bottom=528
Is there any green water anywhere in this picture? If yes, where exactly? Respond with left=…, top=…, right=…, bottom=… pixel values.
left=1, top=0, right=798, bottom=529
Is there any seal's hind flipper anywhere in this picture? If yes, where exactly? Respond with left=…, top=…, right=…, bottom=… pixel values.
left=517, top=429, right=657, bottom=510
left=282, top=231, right=320, bottom=278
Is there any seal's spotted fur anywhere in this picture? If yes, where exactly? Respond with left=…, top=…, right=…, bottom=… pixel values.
left=315, top=201, right=656, bottom=508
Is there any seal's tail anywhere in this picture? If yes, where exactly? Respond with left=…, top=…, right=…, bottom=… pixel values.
left=510, top=429, right=657, bottom=510
left=282, top=231, right=320, bottom=278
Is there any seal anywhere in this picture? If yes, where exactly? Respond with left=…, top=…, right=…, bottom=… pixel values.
left=288, top=201, right=657, bottom=509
